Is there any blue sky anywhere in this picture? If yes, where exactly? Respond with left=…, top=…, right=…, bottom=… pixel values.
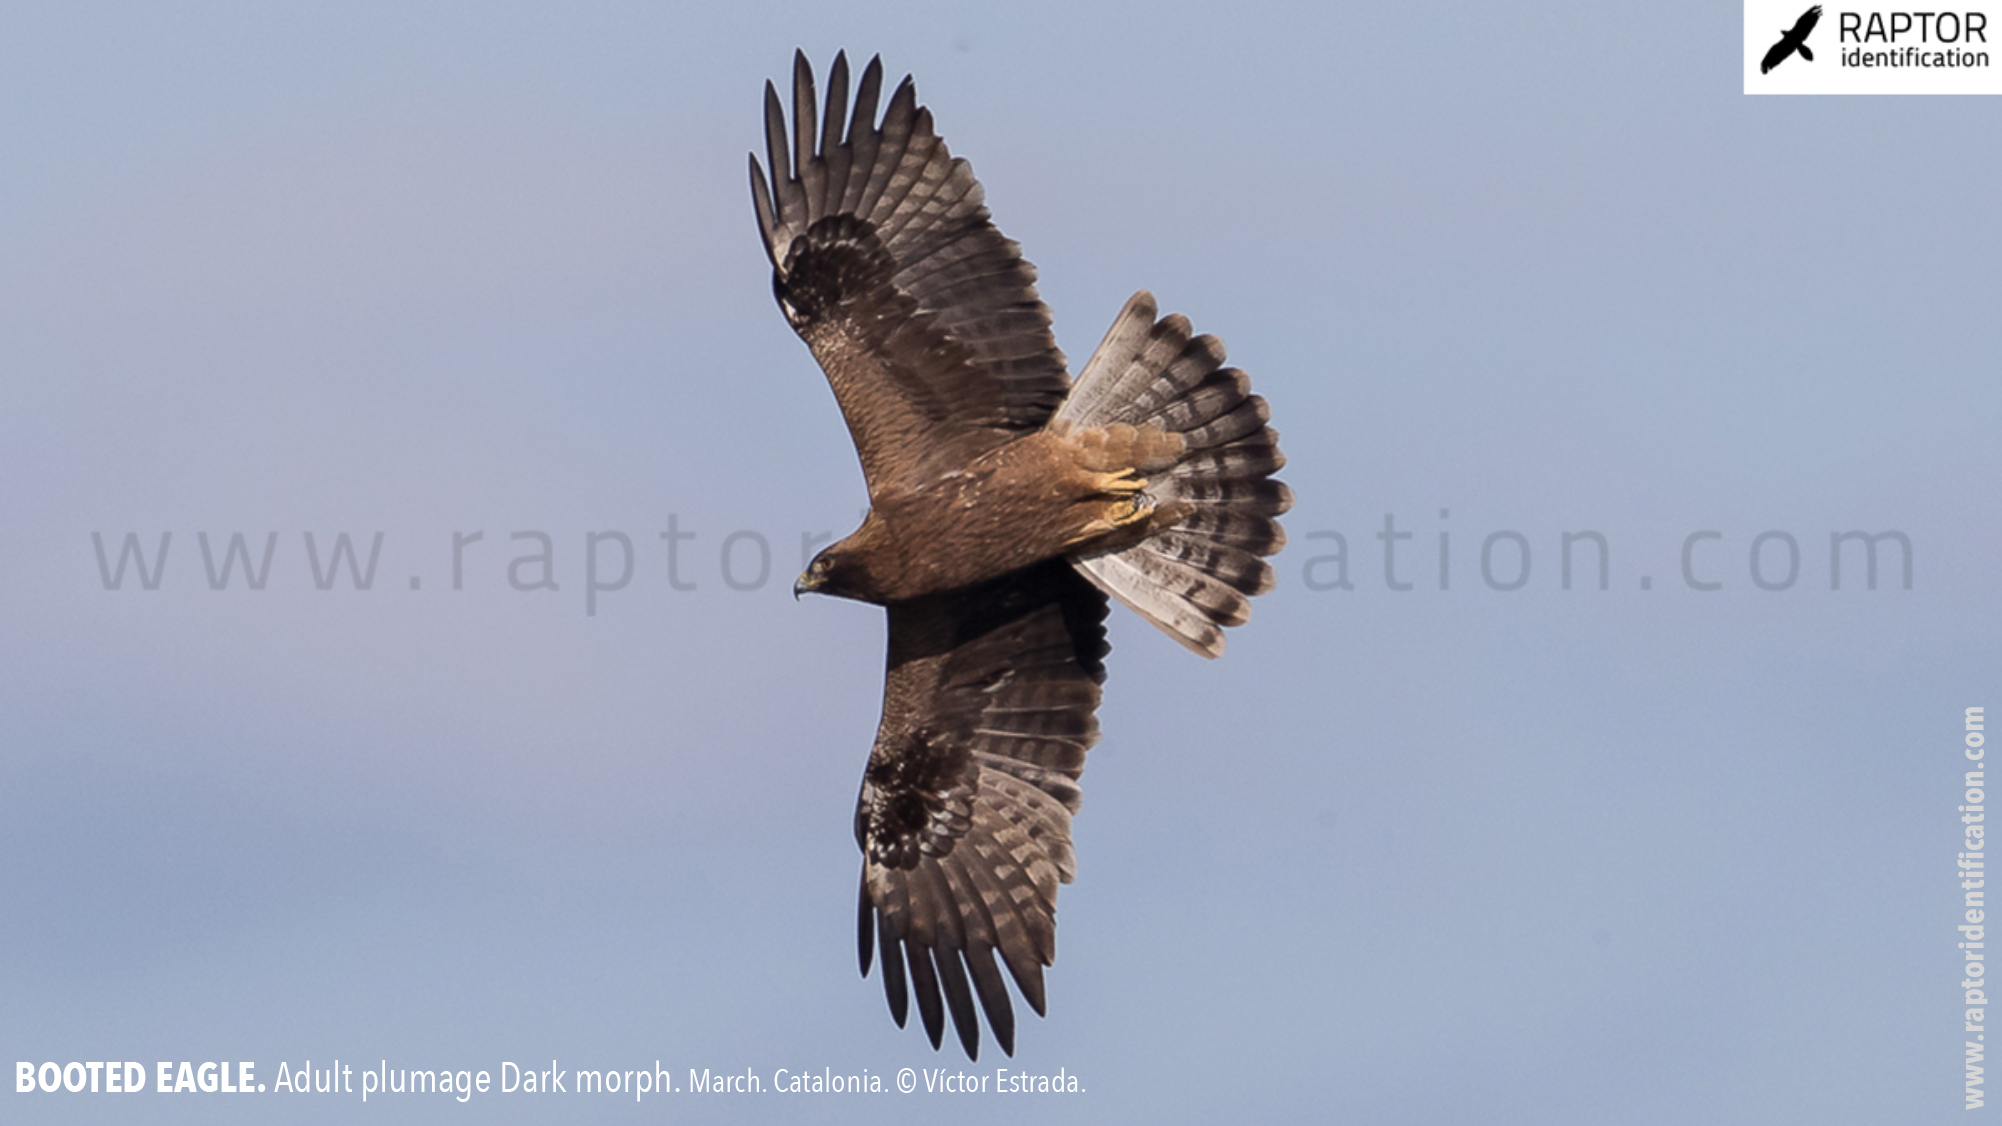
left=3, top=2, right=1998, bottom=1123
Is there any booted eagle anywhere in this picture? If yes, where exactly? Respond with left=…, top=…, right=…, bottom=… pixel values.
left=751, top=51, right=1291, bottom=1059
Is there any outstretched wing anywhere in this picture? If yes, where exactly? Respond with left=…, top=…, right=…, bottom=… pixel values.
left=1791, top=4, right=1822, bottom=38
left=855, top=559, right=1109, bottom=1058
left=1761, top=38, right=1795, bottom=73
left=750, top=51, right=1070, bottom=496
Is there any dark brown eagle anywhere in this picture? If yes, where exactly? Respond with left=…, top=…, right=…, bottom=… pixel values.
left=750, top=51, right=1291, bottom=1059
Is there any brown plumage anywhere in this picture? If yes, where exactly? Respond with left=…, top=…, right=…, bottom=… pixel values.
left=751, top=50, right=1292, bottom=1059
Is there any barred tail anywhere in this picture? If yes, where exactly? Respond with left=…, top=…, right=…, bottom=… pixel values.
left=1054, top=291, right=1291, bottom=657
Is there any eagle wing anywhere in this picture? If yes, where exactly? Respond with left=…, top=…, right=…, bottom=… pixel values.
left=854, top=559, right=1109, bottom=1058
left=1791, top=4, right=1822, bottom=38
left=750, top=51, right=1070, bottom=496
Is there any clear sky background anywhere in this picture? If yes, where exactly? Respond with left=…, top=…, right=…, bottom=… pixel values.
left=3, top=2, right=1997, bottom=1123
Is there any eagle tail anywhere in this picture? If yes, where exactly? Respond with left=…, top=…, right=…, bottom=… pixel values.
left=1798, top=44, right=1813, bottom=62
left=1054, top=291, right=1291, bottom=657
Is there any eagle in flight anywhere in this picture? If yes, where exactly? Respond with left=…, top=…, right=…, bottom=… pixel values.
left=750, top=51, right=1291, bottom=1058
left=1761, top=5, right=1822, bottom=73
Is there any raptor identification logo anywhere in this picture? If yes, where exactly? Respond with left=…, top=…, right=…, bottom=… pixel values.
left=1744, top=0, right=2002, bottom=91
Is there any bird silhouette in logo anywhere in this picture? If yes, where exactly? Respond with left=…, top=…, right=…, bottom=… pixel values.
left=1762, top=5, right=1822, bottom=73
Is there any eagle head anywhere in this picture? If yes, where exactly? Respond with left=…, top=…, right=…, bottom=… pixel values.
left=795, top=544, right=881, bottom=603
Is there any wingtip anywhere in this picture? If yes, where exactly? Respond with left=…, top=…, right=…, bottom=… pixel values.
left=880, top=921, right=910, bottom=1028
left=906, top=944, right=947, bottom=1050
left=791, top=53, right=818, bottom=166
left=748, top=155, right=780, bottom=264
left=762, top=81, right=788, bottom=180
left=857, top=885, right=876, bottom=977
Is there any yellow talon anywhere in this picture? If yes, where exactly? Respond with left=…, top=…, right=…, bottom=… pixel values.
left=1094, top=468, right=1147, bottom=495
left=1070, top=491, right=1154, bottom=544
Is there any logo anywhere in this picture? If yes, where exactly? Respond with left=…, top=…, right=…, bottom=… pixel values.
left=1744, top=1, right=2001, bottom=93
left=1762, top=5, right=1824, bottom=71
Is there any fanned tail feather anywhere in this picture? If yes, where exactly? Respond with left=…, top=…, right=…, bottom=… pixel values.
left=1055, top=291, right=1291, bottom=657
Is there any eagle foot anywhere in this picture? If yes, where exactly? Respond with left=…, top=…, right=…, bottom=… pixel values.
left=1074, top=491, right=1155, bottom=542
left=1090, top=468, right=1148, bottom=496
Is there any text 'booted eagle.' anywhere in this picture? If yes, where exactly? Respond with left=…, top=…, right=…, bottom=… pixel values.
left=750, top=51, right=1291, bottom=1059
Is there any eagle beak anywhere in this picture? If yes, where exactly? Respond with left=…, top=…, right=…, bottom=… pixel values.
left=793, top=570, right=818, bottom=600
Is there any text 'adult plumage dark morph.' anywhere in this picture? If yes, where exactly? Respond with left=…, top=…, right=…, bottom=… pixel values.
left=750, top=50, right=1292, bottom=1059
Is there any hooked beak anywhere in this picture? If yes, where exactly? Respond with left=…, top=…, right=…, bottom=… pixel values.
left=793, top=569, right=820, bottom=600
